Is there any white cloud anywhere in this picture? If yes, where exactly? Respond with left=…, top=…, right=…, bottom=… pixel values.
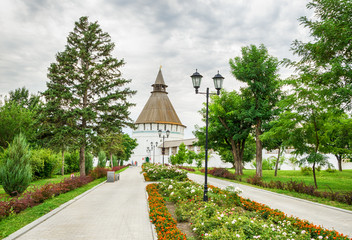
left=0, top=0, right=313, bottom=138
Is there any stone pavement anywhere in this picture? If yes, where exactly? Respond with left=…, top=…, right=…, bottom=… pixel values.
left=188, top=173, right=352, bottom=237
left=7, top=167, right=155, bottom=240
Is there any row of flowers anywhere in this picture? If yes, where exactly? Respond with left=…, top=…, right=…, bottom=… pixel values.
left=142, top=163, right=188, bottom=181
left=0, top=166, right=127, bottom=219
left=146, top=184, right=186, bottom=240
left=198, top=167, right=352, bottom=205
left=150, top=178, right=350, bottom=239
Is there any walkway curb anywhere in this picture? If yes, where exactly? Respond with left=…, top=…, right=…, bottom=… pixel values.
left=145, top=188, right=157, bottom=240
left=188, top=173, right=352, bottom=215
left=4, top=180, right=107, bottom=240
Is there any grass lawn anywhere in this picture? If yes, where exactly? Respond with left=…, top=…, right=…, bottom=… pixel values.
left=0, top=167, right=129, bottom=238
left=0, top=177, right=106, bottom=239
left=0, top=173, right=77, bottom=199
left=227, top=169, right=352, bottom=192
left=187, top=168, right=352, bottom=211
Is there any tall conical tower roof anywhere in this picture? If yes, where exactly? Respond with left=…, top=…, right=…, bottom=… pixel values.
left=135, top=69, right=185, bottom=126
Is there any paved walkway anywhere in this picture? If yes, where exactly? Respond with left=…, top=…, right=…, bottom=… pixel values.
left=7, top=167, right=154, bottom=240
left=188, top=173, right=352, bottom=237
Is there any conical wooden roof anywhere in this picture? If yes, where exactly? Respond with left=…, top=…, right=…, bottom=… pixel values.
left=135, top=69, right=185, bottom=126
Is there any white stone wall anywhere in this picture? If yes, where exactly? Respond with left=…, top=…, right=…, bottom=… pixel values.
left=130, top=123, right=185, bottom=165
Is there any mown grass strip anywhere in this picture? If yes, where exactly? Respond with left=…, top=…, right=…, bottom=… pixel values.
left=187, top=170, right=352, bottom=211
left=0, top=177, right=105, bottom=239
left=0, top=167, right=128, bottom=239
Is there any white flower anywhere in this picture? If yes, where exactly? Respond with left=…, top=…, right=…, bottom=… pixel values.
left=220, top=214, right=224, bottom=217
left=232, top=220, right=236, bottom=224
left=301, top=230, right=306, bottom=234
left=283, top=232, right=287, bottom=236
left=193, top=228, right=197, bottom=231
left=205, top=233, right=208, bottom=236
left=235, top=187, right=243, bottom=193
left=191, top=189, right=195, bottom=193
left=170, top=192, right=174, bottom=195
left=236, top=234, right=240, bottom=237
left=318, top=237, right=323, bottom=239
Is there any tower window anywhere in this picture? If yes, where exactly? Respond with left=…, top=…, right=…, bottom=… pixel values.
left=150, top=123, right=152, bottom=130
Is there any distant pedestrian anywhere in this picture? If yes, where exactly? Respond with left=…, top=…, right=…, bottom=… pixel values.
left=70, top=173, right=74, bottom=179
left=135, top=161, right=137, bottom=166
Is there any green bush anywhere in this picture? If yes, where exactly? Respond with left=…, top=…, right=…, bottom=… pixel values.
left=30, top=148, right=61, bottom=179
left=300, top=166, right=312, bottom=175
left=252, top=157, right=276, bottom=170
left=85, top=152, right=93, bottom=175
left=0, top=133, right=32, bottom=196
left=64, top=151, right=80, bottom=173
left=98, top=150, right=106, bottom=168
left=112, top=155, right=118, bottom=167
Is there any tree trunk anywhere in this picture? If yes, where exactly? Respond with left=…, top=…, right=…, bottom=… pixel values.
left=110, top=152, right=113, bottom=168
left=61, top=150, right=65, bottom=176
left=312, top=161, right=318, bottom=188
left=231, top=140, right=243, bottom=175
left=274, top=147, right=281, bottom=177
left=335, top=155, right=343, bottom=171
left=255, top=119, right=263, bottom=177
left=80, top=145, right=86, bottom=176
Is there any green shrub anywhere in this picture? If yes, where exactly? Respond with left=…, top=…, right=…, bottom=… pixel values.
left=98, top=150, right=106, bottom=168
left=85, top=152, right=93, bottom=175
left=326, top=167, right=336, bottom=173
left=30, top=148, right=61, bottom=179
left=251, top=157, right=276, bottom=170
left=112, top=155, right=118, bottom=167
left=0, top=133, right=32, bottom=196
left=64, top=151, right=80, bottom=173
left=300, top=166, right=312, bottom=175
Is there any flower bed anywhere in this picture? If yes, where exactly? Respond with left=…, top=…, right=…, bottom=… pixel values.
left=198, top=167, right=352, bottom=205
left=246, top=175, right=352, bottom=205
left=0, top=166, right=128, bottom=219
left=142, top=163, right=188, bottom=181
left=176, top=166, right=196, bottom=172
left=154, top=179, right=350, bottom=240
left=146, top=184, right=186, bottom=240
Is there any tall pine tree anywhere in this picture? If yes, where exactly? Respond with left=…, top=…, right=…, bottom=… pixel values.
left=43, top=16, right=136, bottom=176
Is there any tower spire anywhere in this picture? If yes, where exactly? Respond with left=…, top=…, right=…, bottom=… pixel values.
left=152, top=68, right=167, bottom=93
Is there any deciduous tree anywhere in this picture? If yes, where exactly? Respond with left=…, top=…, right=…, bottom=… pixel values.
left=195, top=90, right=253, bottom=175
left=230, top=44, right=281, bottom=177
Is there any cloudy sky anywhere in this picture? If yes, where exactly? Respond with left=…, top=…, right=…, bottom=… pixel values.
left=0, top=0, right=313, bottom=138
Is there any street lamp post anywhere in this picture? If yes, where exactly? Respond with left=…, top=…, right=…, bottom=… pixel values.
left=158, top=130, right=170, bottom=165
left=190, top=69, right=224, bottom=202
left=150, top=142, right=158, bottom=164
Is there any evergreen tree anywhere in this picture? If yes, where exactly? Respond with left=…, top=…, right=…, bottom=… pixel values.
left=230, top=44, right=281, bottom=177
left=0, top=133, right=32, bottom=196
left=170, top=143, right=188, bottom=165
left=98, top=150, right=107, bottom=168
left=43, top=16, right=136, bottom=176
